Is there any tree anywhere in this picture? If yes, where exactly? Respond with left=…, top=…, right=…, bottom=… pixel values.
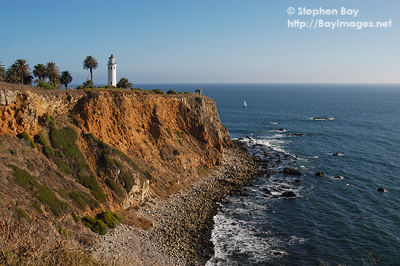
left=33, top=64, right=47, bottom=82
left=13, top=59, right=30, bottom=84
left=116, top=78, right=132, bottom=89
left=6, top=65, right=21, bottom=84
left=59, top=71, right=72, bottom=90
left=45, top=62, right=59, bottom=85
left=83, top=56, right=98, bottom=84
left=0, top=62, right=5, bottom=82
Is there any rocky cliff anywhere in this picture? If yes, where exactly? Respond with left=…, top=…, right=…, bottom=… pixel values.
left=0, top=82, right=231, bottom=243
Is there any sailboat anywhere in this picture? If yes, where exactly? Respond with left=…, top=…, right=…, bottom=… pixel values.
left=242, top=100, right=247, bottom=107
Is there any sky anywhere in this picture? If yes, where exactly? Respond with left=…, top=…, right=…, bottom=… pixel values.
left=1, top=0, right=399, bottom=84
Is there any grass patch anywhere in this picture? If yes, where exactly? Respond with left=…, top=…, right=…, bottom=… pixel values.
left=9, top=164, right=38, bottom=190
left=17, top=131, right=35, bottom=148
left=86, top=133, right=140, bottom=171
left=78, top=175, right=105, bottom=202
left=36, top=131, right=54, bottom=157
left=32, top=202, right=43, bottom=214
left=49, top=126, right=106, bottom=202
left=105, top=178, right=125, bottom=197
left=96, top=211, right=121, bottom=229
left=15, top=208, right=32, bottom=223
left=36, top=185, right=69, bottom=217
left=10, top=165, right=69, bottom=217
left=68, top=191, right=90, bottom=210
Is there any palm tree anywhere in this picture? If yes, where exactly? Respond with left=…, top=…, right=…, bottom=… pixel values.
left=83, top=56, right=98, bottom=84
left=46, top=62, right=59, bottom=85
left=59, top=71, right=72, bottom=90
left=13, top=59, right=30, bottom=84
left=6, top=65, right=21, bottom=84
left=116, top=78, right=133, bottom=89
left=33, top=64, right=47, bottom=82
left=0, top=62, right=5, bottom=82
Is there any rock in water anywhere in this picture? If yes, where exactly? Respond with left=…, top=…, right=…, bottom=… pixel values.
left=263, top=188, right=271, bottom=194
left=283, top=167, right=302, bottom=176
left=281, top=191, right=296, bottom=198
left=315, top=171, right=324, bottom=177
left=377, top=187, right=385, bottom=192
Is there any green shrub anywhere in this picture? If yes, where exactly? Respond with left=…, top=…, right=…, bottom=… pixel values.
left=38, top=81, right=56, bottom=90
left=105, top=178, right=125, bottom=197
left=9, top=164, right=38, bottom=190
left=36, top=185, right=69, bottom=217
left=147, top=89, right=164, bottom=94
left=77, top=80, right=94, bottom=89
left=15, top=207, right=32, bottom=223
left=82, top=216, right=107, bottom=235
left=131, top=88, right=143, bottom=91
left=17, top=131, right=35, bottom=148
left=167, top=89, right=178, bottom=94
left=96, top=211, right=121, bottom=229
left=119, top=171, right=134, bottom=192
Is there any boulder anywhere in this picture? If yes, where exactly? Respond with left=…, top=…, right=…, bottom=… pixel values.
left=281, top=191, right=296, bottom=198
left=263, top=188, right=271, bottom=195
left=283, top=167, right=302, bottom=176
left=294, top=179, right=302, bottom=184
left=315, top=171, right=324, bottom=177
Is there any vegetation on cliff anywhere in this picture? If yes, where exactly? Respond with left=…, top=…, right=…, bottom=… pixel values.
left=0, top=82, right=231, bottom=264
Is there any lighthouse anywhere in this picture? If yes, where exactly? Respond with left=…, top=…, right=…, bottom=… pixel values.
left=107, top=54, right=117, bottom=86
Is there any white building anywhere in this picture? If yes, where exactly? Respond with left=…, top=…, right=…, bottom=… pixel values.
left=107, top=54, right=117, bottom=86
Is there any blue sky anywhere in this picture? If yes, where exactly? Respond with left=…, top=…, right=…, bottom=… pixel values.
left=1, top=0, right=399, bottom=84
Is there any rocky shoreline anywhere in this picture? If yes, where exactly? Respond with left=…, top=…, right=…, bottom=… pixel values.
left=93, top=142, right=260, bottom=265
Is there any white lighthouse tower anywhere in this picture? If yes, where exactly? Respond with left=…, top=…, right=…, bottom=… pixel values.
left=107, top=54, right=117, bottom=86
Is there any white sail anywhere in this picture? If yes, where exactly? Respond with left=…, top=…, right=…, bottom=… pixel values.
left=242, top=100, right=247, bottom=107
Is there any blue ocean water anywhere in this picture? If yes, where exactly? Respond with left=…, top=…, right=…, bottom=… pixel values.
left=140, top=84, right=400, bottom=265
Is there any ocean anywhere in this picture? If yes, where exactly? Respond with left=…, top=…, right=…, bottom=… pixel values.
left=142, top=83, right=400, bottom=265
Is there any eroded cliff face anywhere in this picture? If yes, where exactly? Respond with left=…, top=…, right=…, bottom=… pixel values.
left=0, top=82, right=231, bottom=216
